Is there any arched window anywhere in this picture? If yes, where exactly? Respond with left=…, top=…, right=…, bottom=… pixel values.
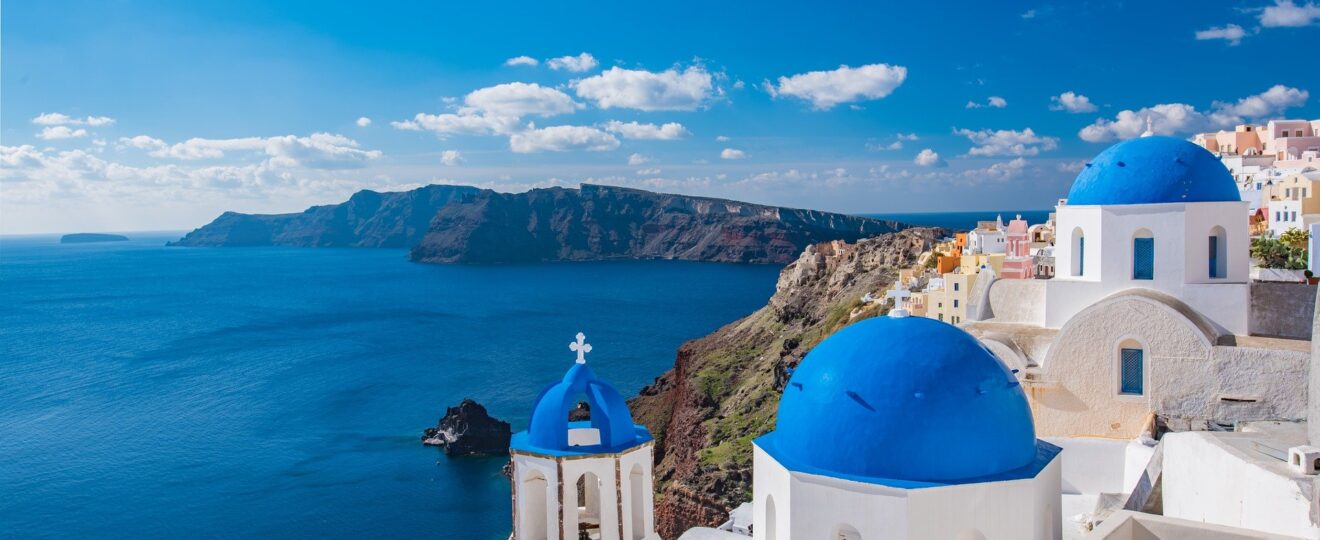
left=520, top=471, right=549, bottom=540
left=1071, top=227, right=1085, bottom=277
left=1132, top=229, right=1154, bottom=280
left=629, top=464, right=646, bottom=540
left=575, top=472, right=602, bottom=537
left=1119, top=338, right=1144, bottom=396
left=1209, top=226, right=1227, bottom=279
left=764, top=495, right=777, bottom=540
left=833, top=524, right=862, bottom=540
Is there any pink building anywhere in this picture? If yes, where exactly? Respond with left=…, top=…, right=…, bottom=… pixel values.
left=1000, top=214, right=1034, bottom=279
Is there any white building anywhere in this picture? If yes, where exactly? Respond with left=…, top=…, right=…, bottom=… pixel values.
left=967, top=216, right=1006, bottom=254
left=510, top=333, right=659, bottom=540
left=750, top=314, right=1062, bottom=540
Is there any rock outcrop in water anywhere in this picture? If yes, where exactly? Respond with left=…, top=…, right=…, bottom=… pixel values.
left=626, top=227, right=942, bottom=538
left=171, top=184, right=906, bottom=264
left=61, top=233, right=129, bottom=243
left=422, top=398, right=511, bottom=456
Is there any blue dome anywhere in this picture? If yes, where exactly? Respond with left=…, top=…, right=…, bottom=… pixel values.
left=510, top=361, right=650, bottom=456
left=1067, top=136, right=1239, bottom=205
left=757, top=316, right=1039, bottom=484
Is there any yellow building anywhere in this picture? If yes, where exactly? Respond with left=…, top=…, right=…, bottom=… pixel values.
left=923, top=272, right=977, bottom=325
left=959, top=252, right=1005, bottom=276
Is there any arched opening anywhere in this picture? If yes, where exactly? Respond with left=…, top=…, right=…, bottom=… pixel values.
left=566, top=393, right=601, bottom=447
left=575, top=472, right=603, bottom=539
left=763, top=494, right=777, bottom=540
left=1070, top=227, right=1085, bottom=277
left=833, top=523, right=862, bottom=540
left=1208, top=226, right=1227, bottom=279
left=520, top=471, right=549, bottom=540
left=629, top=464, right=646, bottom=540
left=1118, top=338, right=1145, bottom=396
left=1132, top=229, right=1154, bottom=280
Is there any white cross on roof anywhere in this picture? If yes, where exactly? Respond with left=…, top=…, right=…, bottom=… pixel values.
left=570, top=332, right=592, bottom=364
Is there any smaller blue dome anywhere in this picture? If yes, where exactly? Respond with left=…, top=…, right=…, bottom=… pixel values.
left=1067, top=136, right=1239, bottom=205
left=511, top=361, right=650, bottom=456
left=757, top=316, right=1041, bottom=485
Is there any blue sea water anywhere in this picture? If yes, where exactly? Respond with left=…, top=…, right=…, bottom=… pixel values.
left=0, top=235, right=780, bottom=539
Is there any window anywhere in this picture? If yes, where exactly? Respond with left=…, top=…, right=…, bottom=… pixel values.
left=1132, top=231, right=1154, bottom=280
left=1071, top=228, right=1085, bottom=277
left=938, top=313, right=944, bottom=321
left=953, top=299, right=959, bottom=308
left=953, top=282, right=960, bottom=292
left=1120, top=347, right=1144, bottom=395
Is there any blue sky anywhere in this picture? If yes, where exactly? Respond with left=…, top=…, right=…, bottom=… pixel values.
left=3, top=0, right=1318, bottom=234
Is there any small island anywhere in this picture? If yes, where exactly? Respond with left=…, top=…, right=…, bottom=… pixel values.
left=60, top=233, right=129, bottom=244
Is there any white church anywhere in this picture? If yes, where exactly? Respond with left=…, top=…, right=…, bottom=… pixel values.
left=509, top=135, right=1320, bottom=539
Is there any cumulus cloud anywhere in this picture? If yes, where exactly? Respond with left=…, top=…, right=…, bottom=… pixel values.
left=966, top=96, right=1008, bottom=109
left=636, top=168, right=661, bottom=176
left=1259, top=0, right=1320, bottom=27
left=504, top=55, right=539, bottom=67
left=508, top=125, right=620, bottom=153
left=547, top=52, right=598, bottom=72
left=1195, top=24, right=1248, bottom=45
left=720, top=148, right=746, bottom=160
left=602, top=120, right=690, bottom=140
left=627, top=153, right=650, bottom=166
left=914, top=149, right=945, bottom=167
left=391, top=112, right=520, bottom=136
left=764, top=63, right=907, bottom=110
left=117, top=133, right=381, bottom=169
left=356, top=117, right=372, bottom=127
left=1078, top=85, right=1309, bottom=142
left=573, top=66, right=715, bottom=111
left=715, top=135, right=731, bottom=142
left=464, top=82, right=581, bottom=118
left=440, top=150, right=463, bottom=166
left=1049, top=91, right=1098, bottom=113
left=37, top=126, right=88, bottom=140
left=954, top=127, right=1058, bottom=157
left=31, top=112, right=115, bottom=127
left=977, top=158, right=1028, bottom=180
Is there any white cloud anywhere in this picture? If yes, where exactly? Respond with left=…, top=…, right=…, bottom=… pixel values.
left=508, top=125, right=620, bottom=153
left=37, top=126, right=89, bottom=140
left=715, top=135, right=731, bottom=142
left=118, top=135, right=167, bottom=151
left=31, top=112, right=115, bottom=127
left=356, top=117, right=372, bottom=127
left=627, top=153, right=650, bottom=166
left=1078, top=85, right=1309, bottom=142
left=1195, top=24, right=1248, bottom=45
left=119, top=133, right=381, bottom=169
left=966, top=96, right=1008, bottom=109
left=897, top=133, right=919, bottom=141
left=391, top=112, right=520, bottom=137
left=573, top=66, right=716, bottom=111
left=602, top=120, right=690, bottom=140
left=636, top=168, right=661, bottom=176
left=764, top=63, right=907, bottom=110
left=954, top=127, right=1058, bottom=157
left=464, top=82, right=581, bottom=118
left=1021, top=9, right=1037, bottom=18
left=1057, top=160, right=1086, bottom=173
left=914, top=149, right=946, bottom=167
left=1049, top=91, right=1098, bottom=113
left=979, top=158, right=1028, bottom=180
left=720, top=148, right=746, bottom=160
left=547, top=52, right=598, bottom=72
left=440, top=150, right=463, bottom=166
left=1259, top=0, right=1320, bottom=27
left=504, top=55, right=539, bottom=67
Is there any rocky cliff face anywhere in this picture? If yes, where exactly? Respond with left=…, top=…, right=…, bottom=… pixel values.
left=410, top=184, right=904, bottom=264
left=422, top=398, right=512, bottom=456
left=626, top=228, right=941, bottom=538
left=170, top=185, right=480, bottom=247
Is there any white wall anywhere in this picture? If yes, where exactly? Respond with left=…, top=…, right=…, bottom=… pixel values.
left=1041, top=437, right=1153, bottom=495
left=513, top=445, right=657, bottom=540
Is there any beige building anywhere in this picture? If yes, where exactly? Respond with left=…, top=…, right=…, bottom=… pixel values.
left=1267, top=170, right=1320, bottom=237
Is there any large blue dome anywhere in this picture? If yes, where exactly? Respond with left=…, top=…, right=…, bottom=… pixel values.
left=1066, top=136, right=1239, bottom=205
left=757, top=316, right=1038, bottom=484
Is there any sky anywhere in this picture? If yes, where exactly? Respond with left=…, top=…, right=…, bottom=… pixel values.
left=2, top=0, right=1319, bottom=234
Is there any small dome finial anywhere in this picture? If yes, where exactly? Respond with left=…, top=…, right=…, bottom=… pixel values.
left=1141, top=116, right=1154, bottom=138
left=569, top=332, right=592, bottom=364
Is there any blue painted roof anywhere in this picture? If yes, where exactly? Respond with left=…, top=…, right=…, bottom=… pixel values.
left=1066, top=136, right=1239, bottom=205
left=761, top=316, right=1041, bottom=484
left=509, top=362, right=650, bottom=457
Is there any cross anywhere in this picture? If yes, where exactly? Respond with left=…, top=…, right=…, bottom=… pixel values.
left=570, top=332, right=592, bottom=364
left=886, top=281, right=911, bottom=318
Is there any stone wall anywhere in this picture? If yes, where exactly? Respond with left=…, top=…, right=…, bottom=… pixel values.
left=1250, top=282, right=1317, bottom=339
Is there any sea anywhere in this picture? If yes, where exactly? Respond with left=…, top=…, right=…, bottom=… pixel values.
left=0, top=234, right=781, bottom=539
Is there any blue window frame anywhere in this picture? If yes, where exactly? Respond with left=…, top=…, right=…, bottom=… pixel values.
left=1133, top=237, right=1154, bottom=280
left=1208, top=236, right=1220, bottom=278
left=1077, top=237, right=1085, bottom=276
left=1120, top=348, right=1144, bottom=395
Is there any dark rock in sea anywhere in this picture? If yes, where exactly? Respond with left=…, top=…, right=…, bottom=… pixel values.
left=568, top=401, right=591, bottom=421
left=60, top=233, right=129, bottom=244
left=171, top=183, right=907, bottom=264
left=422, top=398, right=511, bottom=456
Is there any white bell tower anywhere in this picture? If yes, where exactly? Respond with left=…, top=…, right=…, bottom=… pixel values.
left=511, top=333, right=659, bottom=540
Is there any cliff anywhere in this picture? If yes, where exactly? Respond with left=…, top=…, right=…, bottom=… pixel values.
left=170, top=185, right=480, bottom=247
left=410, top=184, right=904, bottom=264
left=61, top=233, right=129, bottom=243
left=422, top=398, right=512, bottom=456
left=172, top=183, right=905, bottom=264
left=626, top=227, right=941, bottom=538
